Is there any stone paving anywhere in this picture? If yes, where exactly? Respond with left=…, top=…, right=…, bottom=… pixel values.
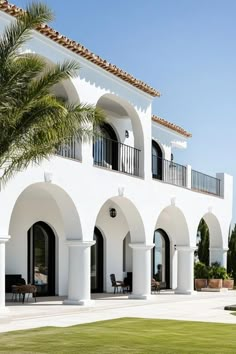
left=0, top=290, right=236, bottom=333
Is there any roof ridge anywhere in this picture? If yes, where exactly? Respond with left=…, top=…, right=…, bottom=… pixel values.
left=152, top=115, right=192, bottom=138
left=0, top=1, right=160, bottom=97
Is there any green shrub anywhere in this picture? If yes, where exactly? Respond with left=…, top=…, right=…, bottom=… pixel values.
left=194, top=262, right=209, bottom=279
left=208, top=262, right=228, bottom=279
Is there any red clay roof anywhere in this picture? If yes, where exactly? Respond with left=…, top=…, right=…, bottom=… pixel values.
left=0, top=1, right=160, bottom=97
left=152, top=115, right=192, bottom=138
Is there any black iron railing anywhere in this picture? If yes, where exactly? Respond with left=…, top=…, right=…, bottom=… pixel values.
left=57, top=137, right=79, bottom=160
left=93, top=136, right=140, bottom=176
left=152, top=155, right=187, bottom=187
left=191, top=170, right=221, bottom=196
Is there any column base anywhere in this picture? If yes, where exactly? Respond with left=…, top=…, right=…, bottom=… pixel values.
left=0, top=306, right=10, bottom=321
left=175, top=289, right=196, bottom=295
left=63, top=299, right=95, bottom=306
left=128, top=294, right=151, bottom=300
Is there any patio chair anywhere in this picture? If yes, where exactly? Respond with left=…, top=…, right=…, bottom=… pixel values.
left=12, top=284, right=37, bottom=303
left=110, top=274, right=129, bottom=294
left=151, top=278, right=160, bottom=293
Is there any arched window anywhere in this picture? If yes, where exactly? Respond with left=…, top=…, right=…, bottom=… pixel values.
left=28, top=222, right=55, bottom=296
left=93, top=123, right=118, bottom=170
left=91, top=227, right=104, bottom=293
left=152, top=140, right=163, bottom=179
left=153, top=229, right=170, bottom=288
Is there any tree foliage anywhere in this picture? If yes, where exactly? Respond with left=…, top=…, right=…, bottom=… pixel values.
left=0, top=2, right=105, bottom=186
left=197, top=218, right=209, bottom=265
left=227, top=224, right=236, bottom=280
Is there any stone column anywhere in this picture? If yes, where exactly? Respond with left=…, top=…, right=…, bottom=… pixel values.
left=209, top=247, right=228, bottom=268
left=129, top=243, right=154, bottom=300
left=64, top=240, right=95, bottom=306
left=175, top=246, right=196, bottom=295
left=0, top=236, right=10, bottom=309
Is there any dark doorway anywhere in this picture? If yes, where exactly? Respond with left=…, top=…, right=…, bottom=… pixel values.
left=152, top=140, right=163, bottom=180
left=93, top=123, right=118, bottom=171
left=28, top=222, right=55, bottom=296
left=153, top=229, right=170, bottom=289
left=91, top=227, right=104, bottom=293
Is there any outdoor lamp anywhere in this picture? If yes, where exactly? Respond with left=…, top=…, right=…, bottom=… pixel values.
left=109, top=208, right=117, bottom=218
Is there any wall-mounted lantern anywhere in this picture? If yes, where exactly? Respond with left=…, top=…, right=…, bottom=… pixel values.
left=109, top=208, right=117, bottom=218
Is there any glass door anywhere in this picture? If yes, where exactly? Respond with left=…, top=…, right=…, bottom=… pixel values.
left=28, top=222, right=55, bottom=296
left=91, top=227, right=104, bottom=293
left=153, top=229, right=170, bottom=288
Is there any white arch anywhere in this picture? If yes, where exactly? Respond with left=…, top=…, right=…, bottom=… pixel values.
left=155, top=205, right=190, bottom=246
left=96, top=93, right=145, bottom=176
left=95, top=195, right=146, bottom=243
left=201, top=212, right=223, bottom=248
left=8, top=182, right=82, bottom=240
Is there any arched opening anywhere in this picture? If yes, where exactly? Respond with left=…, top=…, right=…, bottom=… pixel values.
left=155, top=205, right=190, bottom=289
left=152, top=140, right=163, bottom=179
left=196, top=213, right=223, bottom=266
left=91, top=227, right=104, bottom=293
left=7, top=182, right=82, bottom=297
left=152, top=229, right=170, bottom=288
left=27, top=221, right=55, bottom=296
left=93, top=122, right=118, bottom=170
left=196, top=218, right=209, bottom=266
left=95, top=196, right=146, bottom=292
left=96, top=94, right=144, bottom=177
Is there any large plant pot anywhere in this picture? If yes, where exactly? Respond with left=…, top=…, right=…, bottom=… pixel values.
left=195, top=279, right=208, bottom=290
left=208, top=279, right=222, bottom=289
left=223, top=279, right=234, bottom=289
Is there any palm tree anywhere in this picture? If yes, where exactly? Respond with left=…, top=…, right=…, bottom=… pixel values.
left=0, top=2, right=105, bottom=186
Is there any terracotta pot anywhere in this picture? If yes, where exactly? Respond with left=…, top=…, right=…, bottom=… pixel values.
left=223, top=279, right=234, bottom=289
left=208, top=279, right=222, bottom=288
left=195, top=279, right=208, bottom=290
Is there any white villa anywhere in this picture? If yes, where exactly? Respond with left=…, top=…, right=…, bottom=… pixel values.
left=0, top=2, right=233, bottom=309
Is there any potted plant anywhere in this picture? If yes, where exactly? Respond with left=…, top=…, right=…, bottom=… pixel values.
left=194, top=262, right=209, bottom=290
left=208, top=262, right=227, bottom=288
left=223, top=272, right=234, bottom=289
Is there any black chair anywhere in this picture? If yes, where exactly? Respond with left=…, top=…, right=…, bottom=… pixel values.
left=110, top=274, right=129, bottom=294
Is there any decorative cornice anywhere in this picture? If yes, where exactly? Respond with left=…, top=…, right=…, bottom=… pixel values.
left=0, top=1, right=160, bottom=97
left=152, top=115, right=192, bottom=138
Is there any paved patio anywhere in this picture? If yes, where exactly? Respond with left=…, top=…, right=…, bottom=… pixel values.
left=1, top=290, right=236, bottom=333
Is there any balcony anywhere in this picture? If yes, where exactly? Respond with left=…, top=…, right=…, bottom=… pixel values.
left=152, top=155, right=221, bottom=197
left=93, top=136, right=140, bottom=177
left=57, top=137, right=80, bottom=161
left=191, top=170, right=221, bottom=196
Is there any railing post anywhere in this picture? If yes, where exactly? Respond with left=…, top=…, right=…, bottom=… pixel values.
left=186, top=165, right=192, bottom=189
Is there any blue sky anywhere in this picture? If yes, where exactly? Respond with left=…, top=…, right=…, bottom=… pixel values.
left=14, top=0, right=236, bottom=221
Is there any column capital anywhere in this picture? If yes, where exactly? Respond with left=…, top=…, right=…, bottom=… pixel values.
left=65, top=240, right=95, bottom=248
left=0, top=235, right=10, bottom=243
left=129, top=243, right=154, bottom=250
left=209, top=247, right=228, bottom=252
left=176, top=245, right=197, bottom=252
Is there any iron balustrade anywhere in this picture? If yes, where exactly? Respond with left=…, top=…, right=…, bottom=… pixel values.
left=93, top=136, right=140, bottom=176
left=152, top=155, right=187, bottom=187
left=191, top=170, right=221, bottom=196
left=57, top=137, right=79, bottom=160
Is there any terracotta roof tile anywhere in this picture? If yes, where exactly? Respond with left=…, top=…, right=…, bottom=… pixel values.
left=152, top=115, right=192, bottom=138
left=0, top=1, right=160, bottom=97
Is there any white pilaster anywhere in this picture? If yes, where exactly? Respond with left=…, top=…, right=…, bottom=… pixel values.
left=175, top=246, right=196, bottom=295
left=129, top=243, right=154, bottom=300
left=209, top=247, right=228, bottom=268
left=186, top=165, right=192, bottom=189
left=0, top=236, right=10, bottom=310
left=64, top=240, right=95, bottom=306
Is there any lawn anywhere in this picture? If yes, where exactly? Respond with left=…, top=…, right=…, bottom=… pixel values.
left=1, top=318, right=236, bottom=353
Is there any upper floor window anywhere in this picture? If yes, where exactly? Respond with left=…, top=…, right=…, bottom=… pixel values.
left=152, top=140, right=163, bottom=180
left=93, top=123, right=118, bottom=170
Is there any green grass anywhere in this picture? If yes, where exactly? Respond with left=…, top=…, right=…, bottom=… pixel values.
left=1, top=318, right=236, bottom=353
